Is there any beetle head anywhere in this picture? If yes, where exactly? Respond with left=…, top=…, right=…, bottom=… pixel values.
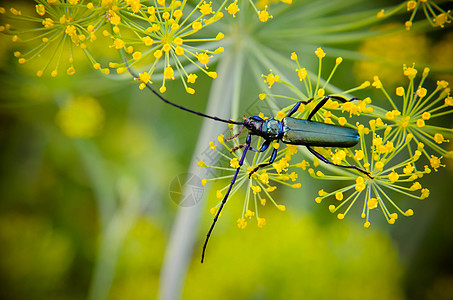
left=243, top=116, right=264, bottom=135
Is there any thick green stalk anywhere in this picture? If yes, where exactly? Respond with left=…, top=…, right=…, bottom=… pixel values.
left=158, top=48, right=244, bottom=300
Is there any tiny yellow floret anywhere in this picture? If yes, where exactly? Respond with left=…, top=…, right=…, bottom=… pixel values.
left=367, top=197, right=378, bottom=209
left=421, top=188, right=430, bottom=199
left=277, top=205, right=286, bottom=211
left=405, top=209, right=414, bottom=216
left=388, top=170, right=399, bottom=182
left=396, top=87, right=404, bottom=96
left=434, top=133, right=448, bottom=144
left=207, top=72, right=217, bottom=79
left=164, top=66, right=175, bottom=79
left=257, top=217, right=266, bottom=228
left=230, top=157, right=240, bottom=168
left=262, top=70, right=280, bottom=88
left=187, top=73, right=198, bottom=84
left=226, top=1, right=239, bottom=17
left=338, top=117, right=347, bottom=126
left=258, top=5, right=272, bottom=22
left=237, top=218, right=247, bottom=229
left=315, top=48, right=326, bottom=58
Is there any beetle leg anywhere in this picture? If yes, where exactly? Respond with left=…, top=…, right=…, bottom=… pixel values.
left=258, top=140, right=271, bottom=152
left=230, top=143, right=246, bottom=152
left=307, top=96, right=360, bottom=121
left=286, top=101, right=302, bottom=117
left=327, top=96, right=360, bottom=103
left=202, top=134, right=252, bottom=263
left=306, top=146, right=373, bottom=179
left=248, top=146, right=278, bottom=178
left=286, top=98, right=320, bottom=118
left=231, top=139, right=271, bottom=153
left=231, top=144, right=259, bottom=153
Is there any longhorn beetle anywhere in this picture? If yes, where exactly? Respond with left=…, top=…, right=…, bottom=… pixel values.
left=126, top=65, right=372, bottom=263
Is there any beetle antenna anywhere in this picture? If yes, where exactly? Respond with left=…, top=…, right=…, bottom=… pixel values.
left=124, top=61, right=243, bottom=126
left=201, top=134, right=252, bottom=263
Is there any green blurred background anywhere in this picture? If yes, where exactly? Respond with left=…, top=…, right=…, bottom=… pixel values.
left=1, top=0, right=453, bottom=299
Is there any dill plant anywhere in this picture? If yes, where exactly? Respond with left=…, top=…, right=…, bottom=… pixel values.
left=0, top=1, right=452, bottom=300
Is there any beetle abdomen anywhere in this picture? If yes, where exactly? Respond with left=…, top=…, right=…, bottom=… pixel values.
left=281, top=117, right=359, bottom=147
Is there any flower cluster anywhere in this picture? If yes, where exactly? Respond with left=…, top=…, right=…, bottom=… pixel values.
left=404, top=0, right=452, bottom=30
left=113, top=0, right=226, bottom=94
left=376, top=0, right=452, bottom=30
left=202, top=49, right=452, bottom=228
left=0, top=0, right=294, bottom=92
left=221, top=0, right=292, bottom=22
left=1, top=0, right=105, bottom=77
left=370, top=65, right=453, bottom=168
left=311, top=122, right=431, bottom=227
left=260, top=49, right=372, bottom=125
left=198, top=129, right=304, bottom=228
left=0, top=0, right=228, bottom=93
left=290, top=54, right=451, bottom=227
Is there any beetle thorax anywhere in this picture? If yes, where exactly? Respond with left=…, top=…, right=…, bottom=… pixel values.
left=262, top=118, right=282, bottom=139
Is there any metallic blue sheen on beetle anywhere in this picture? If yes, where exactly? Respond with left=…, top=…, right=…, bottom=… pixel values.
left=245, top=116, right=359, bottom=147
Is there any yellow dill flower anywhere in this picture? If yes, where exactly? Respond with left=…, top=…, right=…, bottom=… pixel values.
left=402, top=0, right=452, bottom=30
left=258, top=5, right=272, bottom=22
left=226, top=1, right=240, bottom=17
left=221, top=0, right=290, bottom=21
left=55, top=95, right=105, bottom=138
left=113, top=0, right=225, bottom=94
left=370, top=64, right=453, bottom=164
left=200, top=128, right=301, bottom=229
left=2, top=0, right=105, bottom=77
left=260, top=49, right=372, bottom=124
left=262, top=69, right=280, bottom=88
left=237, top=217, right=247, bottom=229
left=312, top=123, right=431, bottom=227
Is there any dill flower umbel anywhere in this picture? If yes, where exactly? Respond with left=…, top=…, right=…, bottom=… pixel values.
left=111, top=0, right=225, bottom=94
left=250, top=49, right=451, bottom=228
left=311, top=122, right=430, bottom=228
left=403, top=0, right=452, bottom=30
left=260, top=49, right=372, bottom=124
left=370, top=65, right=453, bottom=170
left=1, top=0, right=109, bottom=77
left=375, top=0, right=452, bottom=30
left=221, top=0, right=292, bottom=22
left=199, top=130, right=302, bottom=228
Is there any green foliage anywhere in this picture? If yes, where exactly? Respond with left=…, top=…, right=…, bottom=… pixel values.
left=185, top=211, right=402, bottom=299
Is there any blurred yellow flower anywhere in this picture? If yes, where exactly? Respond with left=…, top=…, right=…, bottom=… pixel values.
left=354, top=24, right=429, bottom=85
left=55, top=95, right=105, bottom=138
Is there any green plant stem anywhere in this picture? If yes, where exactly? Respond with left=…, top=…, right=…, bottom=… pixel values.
left=158, top=49, right=242, bottom=300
